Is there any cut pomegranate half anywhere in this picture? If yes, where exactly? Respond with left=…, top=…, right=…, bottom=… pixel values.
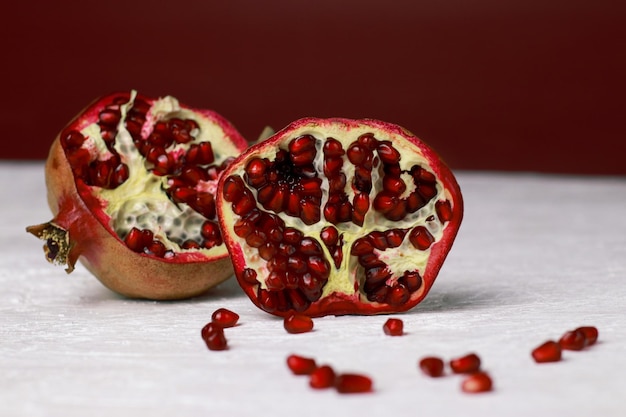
left=27, top=91, right=248, bottom=300
left=217, top=118, right=463, bottom=316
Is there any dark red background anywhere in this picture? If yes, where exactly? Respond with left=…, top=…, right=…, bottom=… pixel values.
left=2, top=0, right=625, bottom=175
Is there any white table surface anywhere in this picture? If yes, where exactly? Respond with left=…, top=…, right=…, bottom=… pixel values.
left=1, top=162, right=625, bottom=417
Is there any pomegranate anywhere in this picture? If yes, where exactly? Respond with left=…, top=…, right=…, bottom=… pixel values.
left=26, top=91, right=248, bottom=300
left=217, top=117, right=463, bottom=316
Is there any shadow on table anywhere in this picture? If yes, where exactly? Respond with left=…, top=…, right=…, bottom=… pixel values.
left=412, top=285, right=518, bottom=314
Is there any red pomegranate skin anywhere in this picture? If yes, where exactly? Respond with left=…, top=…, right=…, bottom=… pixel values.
left=217, top=117, right=463, bottom=317
left=28, top=92, right=248, bottom=300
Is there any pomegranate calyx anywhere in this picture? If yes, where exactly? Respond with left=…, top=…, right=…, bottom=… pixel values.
left=26, top=221, right=76, bottom=273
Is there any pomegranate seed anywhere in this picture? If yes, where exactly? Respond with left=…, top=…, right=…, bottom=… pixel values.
left=377, top=141, right=401, bottom=164
left=124, top=227, right=151, bottom=252
left=286, top=354, right=317, bottom=375
left=284, top=314, right=314, bottom=334
left=309, top=365, right=336, bottom=389
left=532, top=341, right=562, bottom=363
left=450, top=353, right=481, bottom=374
left=201, top=322, right=228, bottom=351
left=386, top=284, right=410, bottom=306
left=419, top=357, right=445, bottom=377
left=320, top=226, right=339, bottom=247
left=241, top=268, right=258, bottom=284
left=409, top=226, right=435, bottom=250
left=576, top=326, right=599, bottom=346
left=145, top=240, right=167, bottom=257
left=382, top=318, right=404, bottom=336
left=211, top=308, right=239, bottom=328
left=222, top=176, right=245, bottom=202
left=435, top=200, right=453, bottom=223
left=335, top=374, right=373, bottom=394
left=461, top=372, right=493, bottom=393
left=559, top=329, right=586, bottom=351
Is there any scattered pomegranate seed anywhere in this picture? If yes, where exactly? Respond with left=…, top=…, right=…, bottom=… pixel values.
left=532, top=340, right=562, bottom=363
left=309, top=365, right=337, bottom=389
left=461, top=372, right=493, bottom=393
left=335, top=373, right=373, bottom=394
left=211, top=308, right=239, bottom=328
left=284, top=314, right=314, bottom=334
left=382, top=318, right=404, bottom=336
left=559, top=329, right=586, bottom=351
left=201, top=322, right=228, bottom=351
left=449, top=353, right=481, bottom=374
left=576, top=326, right=599, bottom=346
left=286, top=354, right=317, bottom=375
left=419, top=357, right=445, bottom=377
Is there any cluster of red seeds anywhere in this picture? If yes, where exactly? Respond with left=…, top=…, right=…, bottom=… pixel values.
left=201, top=308, right=240, bottom=351
left=419, top=353, right=493, bottom=394
left=531, top=326, right=598, bottom=363
left=286, top=354, right=373, bottom=394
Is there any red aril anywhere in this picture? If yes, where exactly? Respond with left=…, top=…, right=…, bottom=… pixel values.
left=382, top=318, right=404, bottom=336
left=309, top=365, right=337, bottom=389
left=287, top=354, right=317, bottom=375
left=26, top=91, right=247, bottom=300
left=335, top=374, right=373, bottom=394
left=532, top=341, right=562, bottom=363
left=284, top=314, right=315, bottom=334
left=419, top=356, right=445, bottom=377
left=461, top=372, right=493, bottom=393
left=449, top=353, right=481, bottom=374
left=217, top=118, right=463, bottom=317
left=576, top=326, right=599, bottom=347
left=559, top=329, right=586, bottom=351
left=211, top=308, right=240, bottom=328
left=201, top=322, right=228, bottom=351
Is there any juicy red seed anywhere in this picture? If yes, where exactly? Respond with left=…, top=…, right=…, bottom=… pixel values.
left=99, top=109, right=121, bottom=126
left=233, top=189, right=256, bottom=215
left=323, top=137, right=345, bottom=157
left=461, top=372, right=493, bottom=394
left=61, top=130, right=86, bottom=149
left=182, top=240, right=201, bottom=249
left=307, top=256, right=331, bottom=279
left=559, top=329, right=586, bottom=351
left=211, top=308, right=239, bottom=328
left=450, top=353, right=481, bottom=374
left=351, top=238, right=374, bottom=256
left=145, top=240, right=167, bottom=257
left=409, top=226, right=435, bottom=250
left=309, top=365, right=336, bottom=389
left=377, top=141, right=401, bottom=164
left=383, top=318, right=404, bottom=336
left=284, top=314, right=314, bottom=334
left=289, top=135, right=316, bottom=154
left=299, top=237, right=323, bottom=255
left=245, top=158, right=267, bottom=178
left=369, top=231, right=388, bottom=250
left=286, top=354, right=317, bottom=375
left=222, top=176, right=245, bottom=202
left=532, top=340, right=562, bottom=363
left=125, top=227, right=153, bottom=252
left=386, top=284, right=410, bottom=306
left=385, top=229, right=406, bottom=248
left=347, top=143, right=367, bottom=166
left=576, top=326, right=599, bottom=346
left=201, top=221, right=220, bottom=241
left=300, top=199, right=321, bottom=225
left=382, top=175, right=406, bottom=194
left=419, top=357, right=445, bottom=377
left=435, top=200, right=453, bottom=223
left=320, top=226, right=339, bottom=247
left=335, top=374, right=373, bottom=394
left=373, top=192, right=398, bottom=214
left=201, top=323, right=228, bottom=351
left=283, top=228, right=304, bottom=245
left=241, top=268, right=258, bottom=284
left=404, top=271, right=423, bottom=291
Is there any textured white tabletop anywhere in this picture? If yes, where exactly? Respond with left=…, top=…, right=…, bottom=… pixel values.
left=2, top=162, right=625, bottom=417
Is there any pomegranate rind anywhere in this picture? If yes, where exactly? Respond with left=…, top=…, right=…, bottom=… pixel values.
left=217, top=117, right=463, bottom=316
left=28, top=92, right=248, bottom=300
